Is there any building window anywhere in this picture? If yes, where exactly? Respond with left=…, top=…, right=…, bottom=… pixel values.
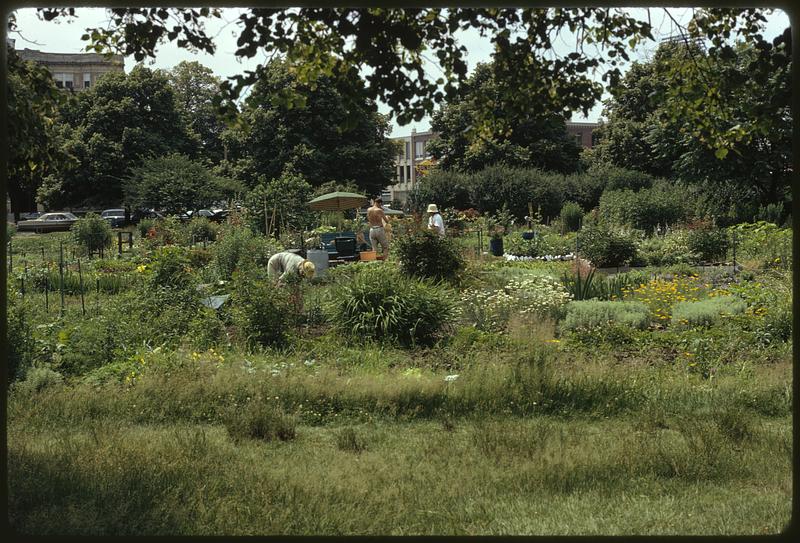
left=83, top=73, right=91, bottom=88
left=399, top=166, right=405, bottom=182
left=415, top=141, right=424, bottom=158
left=406, top=165, right=411, bottom=180
left=574, top=133, right=582, bottom=146
left=404, top=141, right=410, bottom=158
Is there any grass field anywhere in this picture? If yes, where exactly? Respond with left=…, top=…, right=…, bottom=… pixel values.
left=8, top=341, right=791, bottom=535
left=6, top=227, right=793, bottom=535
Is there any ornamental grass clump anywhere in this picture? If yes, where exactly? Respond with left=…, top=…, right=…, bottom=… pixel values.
left=327, top=265, right=455, bottom=347
left=562, top=300, right=650, bottom=332
left=671, top=296, right=747, bottom=328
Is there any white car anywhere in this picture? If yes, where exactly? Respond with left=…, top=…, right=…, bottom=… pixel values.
left=16, top=212, right=79, bottom=233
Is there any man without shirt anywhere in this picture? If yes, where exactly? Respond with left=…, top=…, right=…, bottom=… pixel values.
left=367, top=197, right=390, bottom=258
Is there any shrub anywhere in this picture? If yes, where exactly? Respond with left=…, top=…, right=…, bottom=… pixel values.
left=562, top=300, right=650, bottom=332
left=230, top=271, right=293, bottom=348
left=395, top=230, right=465, bottom=283
left=671, top=296, right=747, bottom=328
left=7, top=287, right=34, bottom=384
left=70, top=213, right=113, bottom=255
left=137, top=218, right=157, bottom=239
left=186, top=307, right=228, bottom=350
left=599, top=181, right=690, bottom=231
left=211, top=226, right=282, bottom=280
left=326, top=265, right=455, bottom=347
left=686, top=228, right=729, bottom=263
left=222, top=398, right=296, bottom=442
left=52, top=312, right=123, bottom=376
left=185, top=216, right=219, bottom=243
left=559, top=201, right=583, bottom=233
left=14, top=366, right=64, bottom=394
left=577, top=225, right=637, bottom=267
left=335, top=427, right=369, bottom=454
left=147, top=246, right=194, bottom=290
left=504, top=231, right=551, bottom=257
left=458, top=287, right=516, bottom=332
left=730, top=222, right=791, bottom=270
left=637, top=231, right=697, bottom=266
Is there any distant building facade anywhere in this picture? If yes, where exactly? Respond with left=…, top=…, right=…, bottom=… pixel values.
left=16, top=48, right=124, bottom=90
left=385, top=121, right=599, bottom=205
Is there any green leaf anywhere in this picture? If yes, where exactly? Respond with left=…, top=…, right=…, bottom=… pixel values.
left=714, top=147, right=729, bottom=160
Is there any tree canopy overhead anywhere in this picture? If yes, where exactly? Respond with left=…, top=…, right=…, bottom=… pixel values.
left=10, top=6, right=788, bottom=158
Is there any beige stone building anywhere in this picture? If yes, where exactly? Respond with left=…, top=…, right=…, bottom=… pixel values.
left=385, top=121, right=599, bottom=205
left=16, top=48, right=124, bottom=90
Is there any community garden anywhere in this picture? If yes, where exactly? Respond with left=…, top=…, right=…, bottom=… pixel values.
left=6, top=206, right=792, bottom=535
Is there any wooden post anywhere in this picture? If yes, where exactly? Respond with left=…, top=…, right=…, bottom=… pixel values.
left=59, top=241, right=65, bottom=317
left=264, top=197, right=269, bottom=236
left=77, top=258, right=86, bottom=316
left=118, top=231, right=123, bottom=255
left=44, top=266, right=49, bottom=312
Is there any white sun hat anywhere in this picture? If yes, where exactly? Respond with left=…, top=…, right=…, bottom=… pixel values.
left=427, top=204, right=439, bottom=213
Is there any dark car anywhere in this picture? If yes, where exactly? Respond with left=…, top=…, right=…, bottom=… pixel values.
left=131, top=209, right=164, bottom=223
left=182, top=209, right=227, bottom=223
left=101, top=208, right=127, bottom=228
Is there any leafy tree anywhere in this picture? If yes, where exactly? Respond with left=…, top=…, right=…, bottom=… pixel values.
left=17, top=7, right=783, bottom=157
left=243, top=169, right=315, bottom=236
left=427, top=63, right=581, bottom=173
left=40, top=65, right=196, bottom=208
left=594, top=38, right=791, bottom=220
left=124, top=153, right=227, bottom=215
left=5, top=46, right=72, bottom=220
left=223, top=61, right=395, bottom=195
left=168, top=60, right=227, bottom=163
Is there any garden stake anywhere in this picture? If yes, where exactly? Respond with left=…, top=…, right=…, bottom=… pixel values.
left=78, top=258, right=86, bottom=316
left=59, top=242, right=65, bottom=317
left=118, top=231, right=123, bottom=255
left=41, top=246, right=45, bottom=262
left=732, top=229, right=737, bottom=276
left=8, top=238, right=11, bottom=273
left=44, top=270, right=49, bottom=312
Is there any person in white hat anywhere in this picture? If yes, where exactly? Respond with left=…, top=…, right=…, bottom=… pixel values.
left=427, top=204, right=445, bottom=236
left=267, top=251, right=316, bottom=284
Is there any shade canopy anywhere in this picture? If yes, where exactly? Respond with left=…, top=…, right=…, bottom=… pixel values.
left=308, top=191, right=368, bottom=212
left=382, top=207, right=404, bottom=216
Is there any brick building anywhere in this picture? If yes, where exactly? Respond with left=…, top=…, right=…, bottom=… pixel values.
left=16, top=48, right=124, bottom=90
left=385, top=121, right=599, bottom=205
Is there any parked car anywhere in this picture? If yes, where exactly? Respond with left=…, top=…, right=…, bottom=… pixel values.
left=18, top=211, right=41, bottom=221
left=16, top=212, right=79, bottom=233
left=181, top=209, right=227, bottom=223
left=101, top=208, right=127, bottom=228
left=131, top=209, right=164, bottom=223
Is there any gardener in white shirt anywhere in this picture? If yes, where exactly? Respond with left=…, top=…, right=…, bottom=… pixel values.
left=427, top=204, right=446, bottom=236
left=267, top=251, right=316, bottom=284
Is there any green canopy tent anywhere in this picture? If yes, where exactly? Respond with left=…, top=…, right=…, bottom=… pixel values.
left=308, top=191, right=368, bottom=212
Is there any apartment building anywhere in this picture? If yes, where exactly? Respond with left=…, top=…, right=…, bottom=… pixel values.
left=16, top=48, right=124, bottom=90
left=385, top=121, right=599, bottom=205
